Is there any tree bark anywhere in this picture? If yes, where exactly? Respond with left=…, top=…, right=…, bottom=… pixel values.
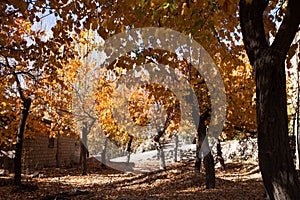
left=126, top=135, right=133, bottom=163
left=195, top=110, right=215, bottom=188
left=194, top=136, right=201, bottom=171
left=80, top=118, right=95, bottom=175
left=202, top=130, right=215, bottom=189
left=240, top=0, right=300, bottom=199
left=56, top=132, right=61, bottom=168
left=101, top=137, right=108, bottom=167
left=14, top=97, right=31, bottom=185
left=204, top=151, right=215, bottom=189
left=80, top=123, right=88, bottom=175
left=255, top=42, right=300, bottom=200
left=157, top=142, right=166, bottom=170
left=216, top=139, right=225, bottom=170
left=297, top=116, right=300, bottom=169
left=173, top=133, right=179, bottom=162
left=296, top=66, right=300, bottom=170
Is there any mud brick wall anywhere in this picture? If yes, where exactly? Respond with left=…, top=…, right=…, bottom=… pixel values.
left=57, top=135, right=80, bottom=167
left=22, top=134, right=80, bottom=170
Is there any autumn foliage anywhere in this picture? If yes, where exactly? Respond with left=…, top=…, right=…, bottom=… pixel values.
left=0, top=1, right=299, bottom=198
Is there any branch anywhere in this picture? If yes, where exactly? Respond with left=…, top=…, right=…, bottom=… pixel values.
left=225, top=121, right=257, bottom=135
left=15, top=71, right=37, bottom=83
left=86, top=117, right=96, bottom=134
left=271, top=0, right=300, bottom=57
left=5, top=57, right=26, bottom=101
left=239, top=0, right=269, bottom=65
left=200, top=108, right=211, bottom=122
left=233, top=125, right=257, bottom=135
left=71, top=83, right=96, bottom=120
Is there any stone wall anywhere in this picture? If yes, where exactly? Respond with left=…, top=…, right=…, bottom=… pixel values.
left=22, top=134, right=80, bottom=170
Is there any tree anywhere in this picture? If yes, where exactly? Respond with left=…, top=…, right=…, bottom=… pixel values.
left=0, top=3, right=75, bottom=185
left=70, top=30, right=99, bottom=175
left=239, top=0, right=300, bottom=199
left=3, top=0, right=286, bottom=192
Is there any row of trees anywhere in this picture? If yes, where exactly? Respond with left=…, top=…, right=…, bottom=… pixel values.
left=0, top=0, right=299, bottom=199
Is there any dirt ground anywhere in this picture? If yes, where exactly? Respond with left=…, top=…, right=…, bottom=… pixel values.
left=0, top=160, right=265, bottom=200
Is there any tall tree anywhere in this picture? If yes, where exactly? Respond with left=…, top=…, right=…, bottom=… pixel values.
left=71, top=30, right=98, bottom=175
left=239, top=0, right=300, bottom=199
left=0, top=2, right=75, bottom=185
left=11, top=69, right=31, bottom=186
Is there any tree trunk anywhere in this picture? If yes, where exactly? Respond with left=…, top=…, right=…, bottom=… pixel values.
left=126, top=135, right=133, bottom=163
left=216, top=139, right=225, bottom=170
left=255, top=48, right=300, bottom=200
left=101, top=137, right=108, bottom=167
left=153, top=127, right=168, bottom=170
left=297, top=121, right=300, bottom=170
left=155, top=138, right=166, bottom=170
left=14, top=97, right=31, bottom=185
left=204, top=152, right=215, bottom=189
left=240, top=1, right=300, bottom=198
left=194, top=137, right=201, bottom=171
left=195, top=111, right=215, bottom=188
left=202, top=129, right=215, bottom=189
left=158, top=143, right=166, bottom=170
left=296, top=68, right=300, bottom=170
left=80, top=123, right=88, bottom=175
left=56, top=132, right=61, bottom=168
left=173, top=133, right=178, bottom=162
left=80, top=142, right=87, bottom=175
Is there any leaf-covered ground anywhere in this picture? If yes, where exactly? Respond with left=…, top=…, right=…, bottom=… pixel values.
left=0, top=160, right=265, bottom=200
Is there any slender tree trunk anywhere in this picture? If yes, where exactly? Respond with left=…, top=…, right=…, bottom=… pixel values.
left=153, top=123, right=169, bottom=170
left=154, top=137, right=166, bottom=170
left=173, top=134, right=178, bottom=162
left=296, top=67, right=300, bottom=170
left=204, top=152, right=215, bottom=189
left=80, top=123, right=88, bottom=175
left=194, top=137, right=201, bottom=171
left=202, top=129, right=215, bottom=189
left=126, top=135, right=133, bottom=163
left=101, top=137, right=108, bottom=167
left=158, top=143, right=166, bottom=170
left=216, top=139, right=225, bottom=170
left=297, top=116, right=300, bottom=169
left=196, top=111, right=215, bottom=188
left=14, top=98, right=31, bottom=185
left=56, top=132, right=61, bottom=168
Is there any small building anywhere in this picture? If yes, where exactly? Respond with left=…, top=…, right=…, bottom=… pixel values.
left=0, top=134, right=80, bottom=172
left=22, top=134, right=80, bottom=170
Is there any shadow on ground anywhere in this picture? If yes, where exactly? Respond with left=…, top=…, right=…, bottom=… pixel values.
left=0, top=160, right=266, bottom=200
